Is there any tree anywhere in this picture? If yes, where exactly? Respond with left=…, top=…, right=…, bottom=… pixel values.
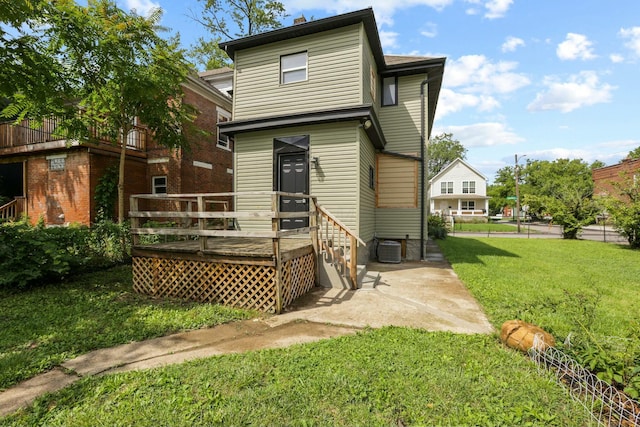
left=600, top=172, right=640, bottom=248
left=1, top=0, right=197, bottom=223
left=188, top=0, right=287, bottom=70
left=521, top=159, right=600, bottom=239
left=427, top=133, right=467, bottom=180
left=487, top=166, right=517, bottom=215
left=627, top=146, right=640, bottom=160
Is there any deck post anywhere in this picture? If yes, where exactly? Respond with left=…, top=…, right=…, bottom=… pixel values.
left=130, top=196, right=139, bottom=246
left=197, top=195, right=206, bottom=251
left=272, top=193, right=283, bottom=313
left=349, top=235, right=357, bottom=289
left=310, top=197, right=319, bottom=285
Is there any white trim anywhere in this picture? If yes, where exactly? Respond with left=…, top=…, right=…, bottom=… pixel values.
left=193, top=160, right=213, bottom=170
left=45, top=154, right=67, bottom=160
left=148, top=157, right=170, bottom=164
left=217, top=107, right=232, bottom=150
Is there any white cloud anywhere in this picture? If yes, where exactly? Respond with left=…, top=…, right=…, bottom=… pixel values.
left=463, top=0, right=511, bottom=18
left=501, top=36, right=524, bottom=52
left=556, top=33, right=597, bottom=60
left=123, top=0, right=160, bottom=16
left=436, top=89, right=500, bottom=119
left=444, top=55, right=530, bottom=94
left=484, top=0, right=513, bottom=19
left=620, top=26, right=640, bottom=57
left=434, top=122, right=524, bottom=147
left=282, top=0, right=453, bottom=27
left=527, top=71, right=615, bottom=113
left=420, top=22, right=438, bottom=38
left=610, top=53, right=625, bottom=63
left=379, top=30, right=398, bottom=49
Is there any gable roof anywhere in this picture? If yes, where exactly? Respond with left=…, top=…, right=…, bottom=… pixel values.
left=429, top=158, right=487, bottom=183
left=218, top=8, right=445, bottom=139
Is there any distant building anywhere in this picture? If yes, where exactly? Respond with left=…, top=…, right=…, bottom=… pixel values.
left=0, top=75, right=233, bottom=225
left=592, top=158, right=640, bottom=200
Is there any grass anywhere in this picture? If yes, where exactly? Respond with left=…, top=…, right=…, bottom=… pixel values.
left=0, top=265, right=258, bottom=391
left=437, top=237, right=640, bottom=339
left=2, top=329, right=590, bottom=426
left=450, top=222, right=519, bottom=232
left=3, top=238, right=638, bottom=426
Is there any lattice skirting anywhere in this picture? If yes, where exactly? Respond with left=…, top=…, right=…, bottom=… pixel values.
left=132, top=254, right=315, bottom=313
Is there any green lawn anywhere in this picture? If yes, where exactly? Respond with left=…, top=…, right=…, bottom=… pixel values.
left=437, top=237, right=640, bottom=339
left=0, top=265, right=257, bottom=391
left=450, top=222, right=519, bottom=233
left=3, top=238, right=638, bottom=426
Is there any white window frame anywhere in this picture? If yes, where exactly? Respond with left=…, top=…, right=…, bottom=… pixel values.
left=461, top=200, right=475, bottom=210
left=216, top=107, right=232, bottom=150
left=441, top=181, right=453, bottom=194
left=462, top=181, right=476, bottom=194
left=152, top=176, right=167, bottom=194
left=280, top=51, right=307, bottom=84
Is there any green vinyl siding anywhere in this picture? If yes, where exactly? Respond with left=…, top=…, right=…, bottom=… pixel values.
left=359, top=127, right=376, bottom=242
left=234, top=122, right=360, bottom=232
left=375, top=74, right=426, bottom=239
left=309, top=122, right=359, bottom=232
left=378, top=74, right=426, bottom=153
left=361, top=29, right=379, bottom=115
left=233, top=25, right=363, bottom=120
left=375, top=208, right=421, bottom=239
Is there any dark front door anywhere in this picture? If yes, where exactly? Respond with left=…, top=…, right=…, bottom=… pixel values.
left=278, top=152, right=309, bottom=229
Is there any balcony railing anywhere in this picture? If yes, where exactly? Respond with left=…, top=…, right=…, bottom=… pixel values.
left=0, top=118, right=146, bottom=151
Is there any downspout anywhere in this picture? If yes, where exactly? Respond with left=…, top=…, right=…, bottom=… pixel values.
left=420, top=75, right=439, bottom=260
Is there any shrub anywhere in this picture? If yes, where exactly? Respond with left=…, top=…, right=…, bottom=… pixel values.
left=428, top=215, right=448, bottom=239
left=0, top=219, right=131, bottom=289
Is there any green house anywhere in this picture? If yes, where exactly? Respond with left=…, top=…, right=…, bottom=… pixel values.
left=219, top=8, right=445, bottom=282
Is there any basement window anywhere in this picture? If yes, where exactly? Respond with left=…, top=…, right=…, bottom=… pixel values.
left=152, top=176, right=167, bottom=194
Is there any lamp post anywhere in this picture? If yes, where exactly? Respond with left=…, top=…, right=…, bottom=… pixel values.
left=515, top=154, right=527, bottom=233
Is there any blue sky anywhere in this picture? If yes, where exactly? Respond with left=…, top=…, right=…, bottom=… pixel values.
left=122, top=0, right=640, bottom=182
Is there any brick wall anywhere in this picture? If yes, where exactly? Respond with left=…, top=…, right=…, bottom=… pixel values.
left=26, top=150, right=91, bottom=225
left=593, top=158, right=640, bottom=200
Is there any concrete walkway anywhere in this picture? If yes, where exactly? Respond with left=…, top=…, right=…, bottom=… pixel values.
left=0, top=240, right=492, bottom=417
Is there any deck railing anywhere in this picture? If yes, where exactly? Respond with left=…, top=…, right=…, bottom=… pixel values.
left=129, top=191, right=366, bottom=289
left=0, top=118, right=146, bottom=151
left=0, top=199, right=18, bottom=221
left=315, top=203, right=365, bottom=289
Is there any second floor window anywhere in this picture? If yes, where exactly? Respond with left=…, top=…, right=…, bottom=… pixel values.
left=281, top=52, right=307, bottom=84
left=382, top=76, right=397, bottom=106
left=462, top=181, right=476, bottom=194
left=217, top=108, right=231, bottom=150
left=441, top=181, right=453, bottom=194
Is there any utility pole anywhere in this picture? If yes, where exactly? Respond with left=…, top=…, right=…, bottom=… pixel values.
left=515, top=154, right=526, bottom=233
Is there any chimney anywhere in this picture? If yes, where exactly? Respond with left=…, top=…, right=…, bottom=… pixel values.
left=294, top=15, right=306, bottom=25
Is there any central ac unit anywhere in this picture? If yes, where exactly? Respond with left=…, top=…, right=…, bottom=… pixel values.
left=378, top=240, right=401, bottom=263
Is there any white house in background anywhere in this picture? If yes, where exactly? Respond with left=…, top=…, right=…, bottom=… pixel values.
left=429, top=158, right=489, bottom=219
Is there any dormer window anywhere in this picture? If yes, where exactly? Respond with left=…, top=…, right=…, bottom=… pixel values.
left=281, top=52, right=307, bottom=84
left=382, top=76, right=398, bottom=106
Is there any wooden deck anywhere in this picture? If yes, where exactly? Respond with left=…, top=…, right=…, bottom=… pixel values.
left=132, top=237, right=313, bottom=265
left=129, top=192, right=363, bottom=313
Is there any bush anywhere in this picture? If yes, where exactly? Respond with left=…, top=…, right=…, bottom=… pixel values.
left=0, top=219, right=131, bottom=289
left=428, top=215, right=448, bottom=239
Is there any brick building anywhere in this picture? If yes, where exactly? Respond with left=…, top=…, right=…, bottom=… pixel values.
left=592, top=158, right=640, bottom=200
left=0, top=74, right=233, bottom=225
